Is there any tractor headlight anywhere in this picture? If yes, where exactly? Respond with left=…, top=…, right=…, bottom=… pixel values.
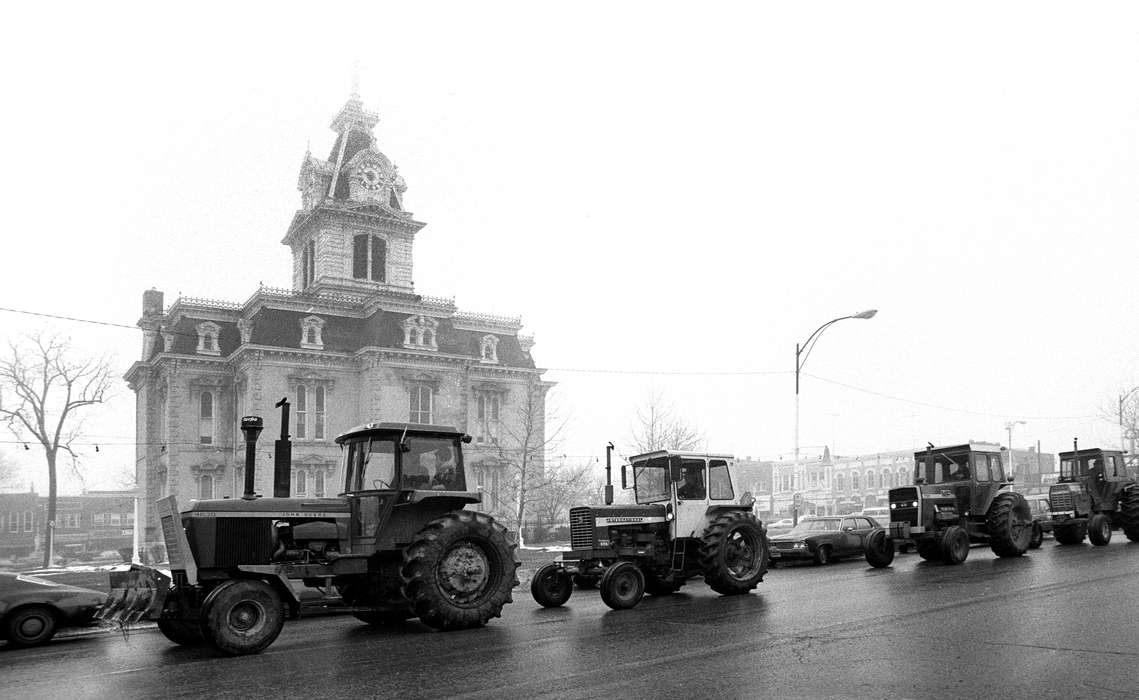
left=890, top=502, right=897, bottom=510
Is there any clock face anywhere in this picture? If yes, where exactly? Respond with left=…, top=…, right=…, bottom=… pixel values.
left=359, top=165, right=382, bottom=190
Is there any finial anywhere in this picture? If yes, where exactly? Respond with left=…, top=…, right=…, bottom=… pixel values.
left=350, top=60, right=360, bottom=100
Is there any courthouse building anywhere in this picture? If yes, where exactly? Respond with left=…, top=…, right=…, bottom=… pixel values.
left=125, top=91, right=548, bottom=551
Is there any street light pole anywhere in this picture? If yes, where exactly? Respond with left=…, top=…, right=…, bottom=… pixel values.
left=1004, top=420, right=1026, bottom=479
left=794, top=309, right=877, bottom=520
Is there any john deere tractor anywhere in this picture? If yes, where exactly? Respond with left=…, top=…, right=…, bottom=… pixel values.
left=1043, top=440, right=1139, bottom=545
left=530, top=446, right=768, bottom=611
left=864, top=442, right=1033, bottom=567
left=100, top=406, right=518, bottom=655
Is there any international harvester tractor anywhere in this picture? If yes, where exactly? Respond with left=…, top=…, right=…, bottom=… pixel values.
left=100, top=405, right=519, bottom=655
left=530, top=445, right=768, bottom=610
left=1043, top=440, right=1139, bottom=545
left=863, top=442, right=1033, bottom=567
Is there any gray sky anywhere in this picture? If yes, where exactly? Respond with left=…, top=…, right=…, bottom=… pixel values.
left=2, top=2, right=1137, bottom=493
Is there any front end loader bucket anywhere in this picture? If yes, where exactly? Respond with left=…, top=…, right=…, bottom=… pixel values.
left=97, top=564, right=171, bottom=624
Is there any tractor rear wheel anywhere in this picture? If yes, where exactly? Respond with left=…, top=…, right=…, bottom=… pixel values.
left=157, top=617, right=205, bottom=646
left=1028, top=522, right=1044, bottom=549
left=699, top=511, right=769, bottom=595
left=400, top=510, right=519, bottom=631
left=941, top=525, right=970, bottom=564
left=864, top=528, right=895, bottom=568
left=530, top=564, right=573, bottom=608
left=915, top=539, right=942, bottom=562
left=1119, top=487, right=1139, bottom=542
left=987, top=492, right=1032, bottom=558
left=1088, top=513, right=1112, bottom=546
left=599, top=562, right=645, bottom=610
left=1053, top=522, right=1087, bottom=545
left=199, top=579, right=285, bottom=656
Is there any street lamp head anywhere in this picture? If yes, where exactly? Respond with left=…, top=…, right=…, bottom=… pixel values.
left=853, top=309, right=878, bottom=320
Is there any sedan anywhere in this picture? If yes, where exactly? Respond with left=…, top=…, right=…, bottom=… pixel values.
left=768, top=515, right=881, bottom=566
left=0, top=572, right=107, bottom=647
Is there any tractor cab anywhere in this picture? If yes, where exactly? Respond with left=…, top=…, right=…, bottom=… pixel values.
left=628, top=450, right=741, bottom=539
left=912, top=443, right=1010, bottom=522
left=1057, top=448, right=1129, bottom=483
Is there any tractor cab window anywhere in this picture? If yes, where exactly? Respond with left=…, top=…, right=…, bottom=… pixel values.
left=709, top=459, right=734, bottom=500
left=677, top=459, right=706, bottom=499
left=348, top=439, right=396, bottom=491
left=401, top=436, right=463, bottom=491
left=1060, top=457, right=1077, bottom=480
left=632, top=456, right=670, bottom=504
left=972, top=454, right=992, bottom=482
left=917, top=453, right=971, bottom=484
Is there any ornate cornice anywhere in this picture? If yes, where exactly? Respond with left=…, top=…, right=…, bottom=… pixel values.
left=281, top=202, right=425, bottom=246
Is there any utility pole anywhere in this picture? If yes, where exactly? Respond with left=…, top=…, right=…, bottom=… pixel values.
left=1005, top=420, right=1026, bottom=479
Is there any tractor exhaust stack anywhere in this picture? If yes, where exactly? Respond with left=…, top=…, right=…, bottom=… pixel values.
left=604, top=442, right=614, bottom=505
left=240, top=416, right=264, bottom=500
left=274, top=397, right=293, bottom=498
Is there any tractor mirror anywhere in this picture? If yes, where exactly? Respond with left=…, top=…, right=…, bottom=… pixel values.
left=669, top=457, right=683, bottom=482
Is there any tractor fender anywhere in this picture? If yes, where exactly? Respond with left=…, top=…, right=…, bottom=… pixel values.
left=233, top=566, right=302, bottom=618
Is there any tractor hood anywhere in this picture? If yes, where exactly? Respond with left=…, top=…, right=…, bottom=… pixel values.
left=182, top=497, right=350, bottom=519
left=583, top=504, right=667, bottom=526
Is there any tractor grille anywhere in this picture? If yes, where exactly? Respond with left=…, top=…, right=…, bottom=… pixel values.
left=569, top=508, right=596, bottom=550
left=215, top=519, right=274, bottom=566
left=890, top=487, right=920, bottom=526
left=1049, top=486, right=1074, bottom=511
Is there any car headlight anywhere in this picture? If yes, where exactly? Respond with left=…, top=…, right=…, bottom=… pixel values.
left=792, top=542, right=806, bottom=549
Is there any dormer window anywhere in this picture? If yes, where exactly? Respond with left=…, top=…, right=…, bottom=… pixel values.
left=196, top=322, right=220, bottom=355
left=352, top=234, right=386, bottom=282
left=479, top=335, right=499, bottom=363
left=402, top=315, right=439, bottom=350
left=300, top=316, right=326, bottom=350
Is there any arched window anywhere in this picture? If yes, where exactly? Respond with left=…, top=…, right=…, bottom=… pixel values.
left=199, top=474, right=214, bottom=499
left=866, top=471, right=875, bottom=489
left=199, top=391, right=214, bottom=444
left=296, top=386, right=308, bottom=439
left=23, top=511, right=33, bottom=532
left=302, top=239, right=316, bottom=288
left=852, top=472, right=861, bottom=490
left=352, top=234, right=386, bottom=282
left=835, top=473, right=845, bottom=492
left=410, top=384, right=434, bottom=424
left=315, top=470, right=325, bottom=498
left=314, top=386, right=326, bottom=440
left=294, top=470, right=308, bottom=496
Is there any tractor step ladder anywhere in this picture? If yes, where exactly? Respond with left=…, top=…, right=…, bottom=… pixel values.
left=670, top=540, right=685, bottom=572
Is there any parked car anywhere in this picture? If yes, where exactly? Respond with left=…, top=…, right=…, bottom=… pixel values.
left=769, top=515, right=881, bottom=565
left=1026, top=494, right=1052, bottom=548
left=0, top=572, right=106, bottom=647
left=858, top=507, right=890, bottom=521
left=765, top=518, right=797, bottom=536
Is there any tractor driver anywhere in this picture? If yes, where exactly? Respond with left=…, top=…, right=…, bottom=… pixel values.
left=677, top=465, right=706, bottom=499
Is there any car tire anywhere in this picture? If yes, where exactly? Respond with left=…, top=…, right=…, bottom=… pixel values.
left=1028, top=521, right=1044, bottom=550
left=1088, top=513, right=1112, bottom=546
left=940, top=525, right=970, bottom=565
left=813, top=545, right=831, bottom=566
left=530, top=564, right=573, bottom=608
left=4, top=605, right=57, bottom=648
left=599, top=562, right=645, bottom=610
left=864, top=528, right=895, bottom=568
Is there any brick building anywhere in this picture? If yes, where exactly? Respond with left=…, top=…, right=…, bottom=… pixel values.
left=125, top=91, right=549, bottom=550
left=0, top=491, right=39, bottom=560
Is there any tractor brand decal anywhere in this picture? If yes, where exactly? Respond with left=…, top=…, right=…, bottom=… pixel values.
left=188, top=511, right=350, bottom=518
left=595, top=516, right=667, bottom=526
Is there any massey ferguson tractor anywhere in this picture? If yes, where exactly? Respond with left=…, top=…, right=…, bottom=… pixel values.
left=530, top=445, right=768, bottom=611
left=1043, top=439, right=1139, bottom=545
left=863, top=442, right=1033, bottom=567
left=99, top=405, right=519, bottom=655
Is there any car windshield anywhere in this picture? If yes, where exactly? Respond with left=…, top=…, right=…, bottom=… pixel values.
left=788, top=519, right=839, bottom=535
left=632, top=456, right=670, bottom=503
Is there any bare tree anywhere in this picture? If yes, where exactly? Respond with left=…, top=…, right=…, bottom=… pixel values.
left=629, top=387, right=703, bottom=453
left=496, top=377, right=562, bottom=547
left=1102, top=388, right=1139, bottom=470
left=530, top=457, right=602, bottom=534
left=0, top=449, right=17, bottom=489
left=0, top=333, right=115, bottom=567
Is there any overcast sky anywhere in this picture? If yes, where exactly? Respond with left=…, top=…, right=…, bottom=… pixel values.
left=1, top=2, right=1137, bottom=493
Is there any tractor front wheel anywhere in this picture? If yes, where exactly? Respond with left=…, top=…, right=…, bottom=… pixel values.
left=401, top=511, right=519, bottom=631
left=699, top=511, right=769, bottom=595
left=864, top=528, right=895, bottom=568
left=1028, top=522, right=1044, bottom=549
left=199, top=579, right=285, bottom=656
left=599, top=562, right=645, bottom=610
left=531, top=564, right=573, bottom=608
left=915, top=539, right=942, bottom=562
left=987, top=492, right=1032, bottom=557
left=941, top=526, right=970, bottom=564
left=1053, top=522, right=1087, bottom=545
left=1088, top=513, right=1112, bottom=546
left=1119, top=487, right=1139, bottom=542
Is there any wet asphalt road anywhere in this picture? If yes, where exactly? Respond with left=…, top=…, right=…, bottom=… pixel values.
left=2, top=538, right=1138, bottom=700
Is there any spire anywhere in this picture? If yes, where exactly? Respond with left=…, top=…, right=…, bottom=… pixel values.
left=350, top=60, right=360, bottom=100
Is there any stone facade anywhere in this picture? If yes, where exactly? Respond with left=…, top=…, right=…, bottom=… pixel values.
left=125, top=92, right=549, bottom=549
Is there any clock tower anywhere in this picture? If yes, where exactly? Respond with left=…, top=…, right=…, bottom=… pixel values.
left=283, top=91, right=423, bottom=295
